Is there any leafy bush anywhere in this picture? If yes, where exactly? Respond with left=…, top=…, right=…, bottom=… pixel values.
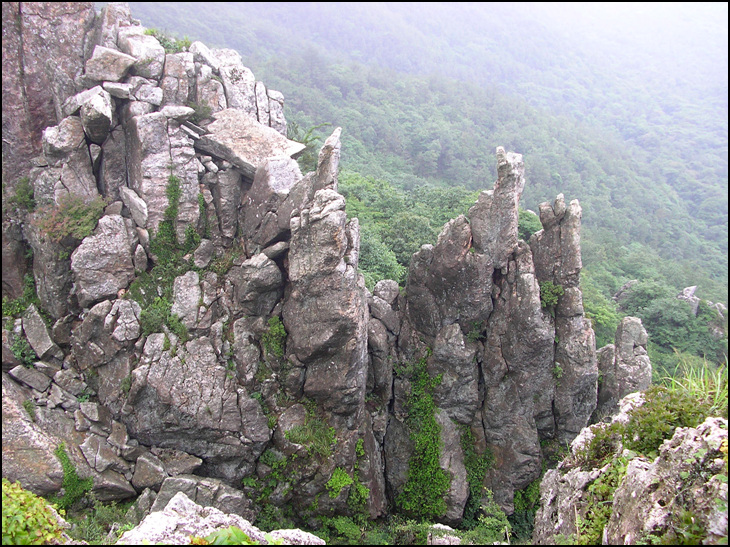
left=284, top=415, right=336, bottom=458
left=459, top=492, right=512, bottom=545
left=460, top=425, right=494, bottom=528
left=144, top=28, right=191, bottom=53
left=261, top=316, right=287, bottom=359
left=53, top=443, right=93, bottom=510
left=10, top=334, right=37, bottom=367
left=9, top=177, right=36, bottom=212
left=22, top=399, right=36, bottom=421
left=540, top=280, right=565, bottom=311
left=66, top=496, right=134, bottom=545
left=326, top=467, right=354, bottom=499
left=2, top=478, right=66, bottom=545
left=2, top=275, right=42, bottom=327
left=396, top=354, right=451, bottom=520
left=32, top=194, right=106, bottom=243
left=622, top=383, right=726, bottom=458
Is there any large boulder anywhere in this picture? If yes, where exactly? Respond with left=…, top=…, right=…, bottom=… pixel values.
left=194, top=109, right=306, bottom=180
left=71, top=215, right=136, bottom=308
left=118, top=491, right=325, bottom=545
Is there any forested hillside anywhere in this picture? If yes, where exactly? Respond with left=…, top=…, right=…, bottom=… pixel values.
left=123, top=2, right=728, bottom=370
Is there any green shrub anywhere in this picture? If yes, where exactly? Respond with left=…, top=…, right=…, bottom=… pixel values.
left=2, top=478, right=66, bottom=545
left=144, top=28, right=191, bottom=53
left=261, top=316, right=287, bottom=359
left=9, top=177, right=36, bottom=212
left=459, top=491, right=512, bottom=545
left=326, top=467, right=354, bottom=499
left=2, top=274, right=42, bottom=325
left=10, top=334, right=37, bottom=367
left=396, top=354, right=451, bottom=520
left=32, top=194, right=106, bottom=242
left=622, top=384, right=724, bottom=458
left=460, top=425, right=494, bottom=529
left=66, top=496, right=134, bottom=544
left=22, top=399, right=36, bottom=421
left=540, top=280, right=565, bottom=312
left=285, top=415, right=336, bottom=458
left=509, top=477, right=542, bottom=541
left=53, top=443, right=93, bottom=510
left=188, top=101, right=214, bottom=125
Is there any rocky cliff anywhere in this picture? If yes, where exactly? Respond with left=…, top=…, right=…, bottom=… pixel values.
left=2, top=1, right=601, bottom=531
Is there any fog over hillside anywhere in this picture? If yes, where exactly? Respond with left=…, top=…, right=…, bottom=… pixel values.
left=125, top=1, right=728, bottom=303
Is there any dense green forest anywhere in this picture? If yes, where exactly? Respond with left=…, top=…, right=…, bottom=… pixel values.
left=123, top=2, right=727, bottom=371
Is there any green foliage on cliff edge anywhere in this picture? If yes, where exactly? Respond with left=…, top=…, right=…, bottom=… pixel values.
left=2, top=478, right=66, bottom=545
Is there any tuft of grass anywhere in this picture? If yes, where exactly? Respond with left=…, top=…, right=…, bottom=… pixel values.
left=32, top=194, right=106, bottom=243
left=659, top=354, right=728, bottom=419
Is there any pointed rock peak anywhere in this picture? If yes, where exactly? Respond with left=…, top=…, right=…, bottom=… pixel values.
left=314, top=127, right=342, bottom=192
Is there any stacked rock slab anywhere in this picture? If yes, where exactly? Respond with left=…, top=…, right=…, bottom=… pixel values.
left=2, top=2, right=602, bottom=532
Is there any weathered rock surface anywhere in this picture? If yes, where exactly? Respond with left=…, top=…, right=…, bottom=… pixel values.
left=594, top=317, right=651, bottom=421
left=118, top=491, right=324, bottom=545
left=195, top=109, right=306, bottom=180
left=71, top=215, right=136, bottom=308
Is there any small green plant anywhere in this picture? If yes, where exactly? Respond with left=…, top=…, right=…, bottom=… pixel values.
left=509, top=477, right=542, bottom=541
left=540, top=280, right=565, bottom=314
left=285, top=415, right=336, bottom=459
left=553, top=363, right=564, bottom=380
left=466, top=321, right=486, bottom=343
left=355, top=438, right=365, bottom=458
left=32, top=194, right=106, bottom=242
left=261, top=316, right=287, bottom=360
left=53, top=443, right=93, bottom=510
left=202, top=525, right=255, bottom=545
left=326, top=467, right=354, bottom=499
left=2, top=274, right=42, bottom=325
left=188, top=101, right=214, bottom=125
left=66, top=496, right=134, bottom=544
left=144, top=28, right=191, bottom=53
left=10, top=334, right=37, bottom=367
left=2, top=478, right=66, bottom=545
left=459, top=491, right=512, bottom=545
left=120, top=375, right=132, bottom=395
left=9, top=176, right=36, bottom=212
left=22, top=399, right=36, bottom=422
left=460, top=424, right=495, bottom=528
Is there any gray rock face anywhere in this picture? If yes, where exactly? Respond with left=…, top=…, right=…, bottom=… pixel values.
left=240, top=157, right=303, bottom=247
left=117, top=26, right=166, bottom=80
left=469, top=146, right=525, bottom=269
left=85, top=45, right=136, bottom=82
left=594, top=317, right=651, bottom=421
left=126, top=112, right=200, bottom=240
left=124, top=337, right=270, bottom=482
left=1, top=3, right=610, bottom=533
left=194, top=109, right=306, bottom=180
left=283, top=185, right=368, bottom=415
left=215, top=49, right=257, bottom=116
left=118, top=491, right=324, bottom=545
left=71, top=215, right=136, bottom=308
left=80, top=88, right=114, bottom=145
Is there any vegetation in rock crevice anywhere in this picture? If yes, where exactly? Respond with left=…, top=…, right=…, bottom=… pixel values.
left=395, top=352, right=451, bottom=521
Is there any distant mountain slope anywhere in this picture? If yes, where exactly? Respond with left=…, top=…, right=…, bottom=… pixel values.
left=124, top=2, right=728, bottom=303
